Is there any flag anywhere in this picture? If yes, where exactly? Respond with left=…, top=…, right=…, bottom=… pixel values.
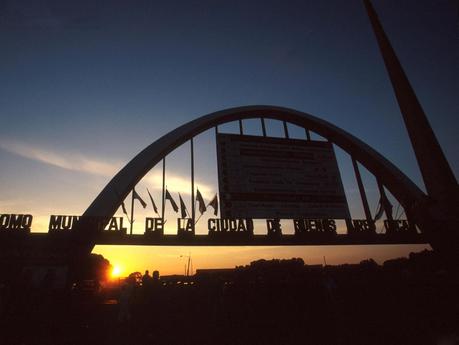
left=208, top=194, right=218, bottom=216
left=114, top=188, right=130, bottom=222
left=165, top=189, right=179, bottom=212
left=121, top=201, right=128, bottom=217
left=120, top=201, right=131, bottom=223
left=179, top=193, right=188, bottom=218
left=146, top=188, right=159, bottom=215
left=133, top=189, right=147, bottom=208
left=196, top=189, right=207, bottom=215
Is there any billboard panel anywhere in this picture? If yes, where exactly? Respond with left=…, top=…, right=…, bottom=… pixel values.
left=216, top=133, right=350, bottom=219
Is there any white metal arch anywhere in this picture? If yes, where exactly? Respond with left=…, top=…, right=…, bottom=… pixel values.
left=80, top=105, right=426, bottom=230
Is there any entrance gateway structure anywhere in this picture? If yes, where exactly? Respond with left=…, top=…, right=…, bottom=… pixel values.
left=1, top=1, right=457, bottom=271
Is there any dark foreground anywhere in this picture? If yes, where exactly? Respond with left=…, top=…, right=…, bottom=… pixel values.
left=1, top=251, right=458, bottom=345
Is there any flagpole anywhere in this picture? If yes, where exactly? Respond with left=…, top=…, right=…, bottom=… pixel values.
left=195, top=213, right=203, bottom=225
left=130, top=190, right=134, bottom=235
left=162, top=158, right=166, bottom=224
left=190, top=138, right=195, bottom=234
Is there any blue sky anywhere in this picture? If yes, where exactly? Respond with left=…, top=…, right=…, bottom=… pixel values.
left=0, top=0, right=456, bottom=274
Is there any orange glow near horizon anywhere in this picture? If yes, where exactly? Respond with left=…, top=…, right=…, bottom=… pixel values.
left=94, top=244, right=430, bottom=277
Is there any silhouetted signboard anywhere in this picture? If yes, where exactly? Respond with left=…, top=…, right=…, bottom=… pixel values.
left=216, top=134, right=350, bottom=219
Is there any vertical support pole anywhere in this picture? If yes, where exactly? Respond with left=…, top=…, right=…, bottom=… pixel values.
left=305, top=128, right=311, bottom=140
left=283, top=121, right=289, bottom=139
left=190, top=138, right=195, bottom=234
left=261, top=118, right=267, bottom=137
left=239, top=120, right=244, bottom=135
left=377, top=179, right=394, bottom=232
left=161, top=158, right=166, bottom=224
left=352, top=157, right=375, bottom=232
left=130, top=190, right=134, bottom=235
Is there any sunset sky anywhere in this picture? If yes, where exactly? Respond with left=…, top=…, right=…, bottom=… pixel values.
left=1, top=0, right=457, bottom=275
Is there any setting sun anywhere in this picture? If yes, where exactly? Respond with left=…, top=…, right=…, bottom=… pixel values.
left=111, top=265, right=122, bottom=279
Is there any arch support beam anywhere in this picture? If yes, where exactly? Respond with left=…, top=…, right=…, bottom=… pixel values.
left=364, top=0, right=458, bottom=263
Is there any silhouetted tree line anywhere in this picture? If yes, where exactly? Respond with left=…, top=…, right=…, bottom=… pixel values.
left=0, top=250, right=457, bottom=345
left=74, top=253, right=112, bottom=283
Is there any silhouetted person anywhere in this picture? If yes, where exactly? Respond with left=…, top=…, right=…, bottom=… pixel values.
left=151, top=270, right=161, bottom=295
left=146, top=270, right=161, bottom=323
left=142, top=270, right=151, bottom=288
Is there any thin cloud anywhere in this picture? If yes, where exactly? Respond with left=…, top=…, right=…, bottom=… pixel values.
left=0, top=139, right=121, bottom=176
left=0, top=138, right=216, bottom=197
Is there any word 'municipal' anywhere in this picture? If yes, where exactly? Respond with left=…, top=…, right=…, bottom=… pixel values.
left=48, top=215, right=127, bottom=232
left=0, top=214, right=33, bottom=231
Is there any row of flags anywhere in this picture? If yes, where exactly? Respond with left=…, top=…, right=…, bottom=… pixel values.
left=123, top=187, right=394, bottom=224
left=121, top=188, right=218, bottom=222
